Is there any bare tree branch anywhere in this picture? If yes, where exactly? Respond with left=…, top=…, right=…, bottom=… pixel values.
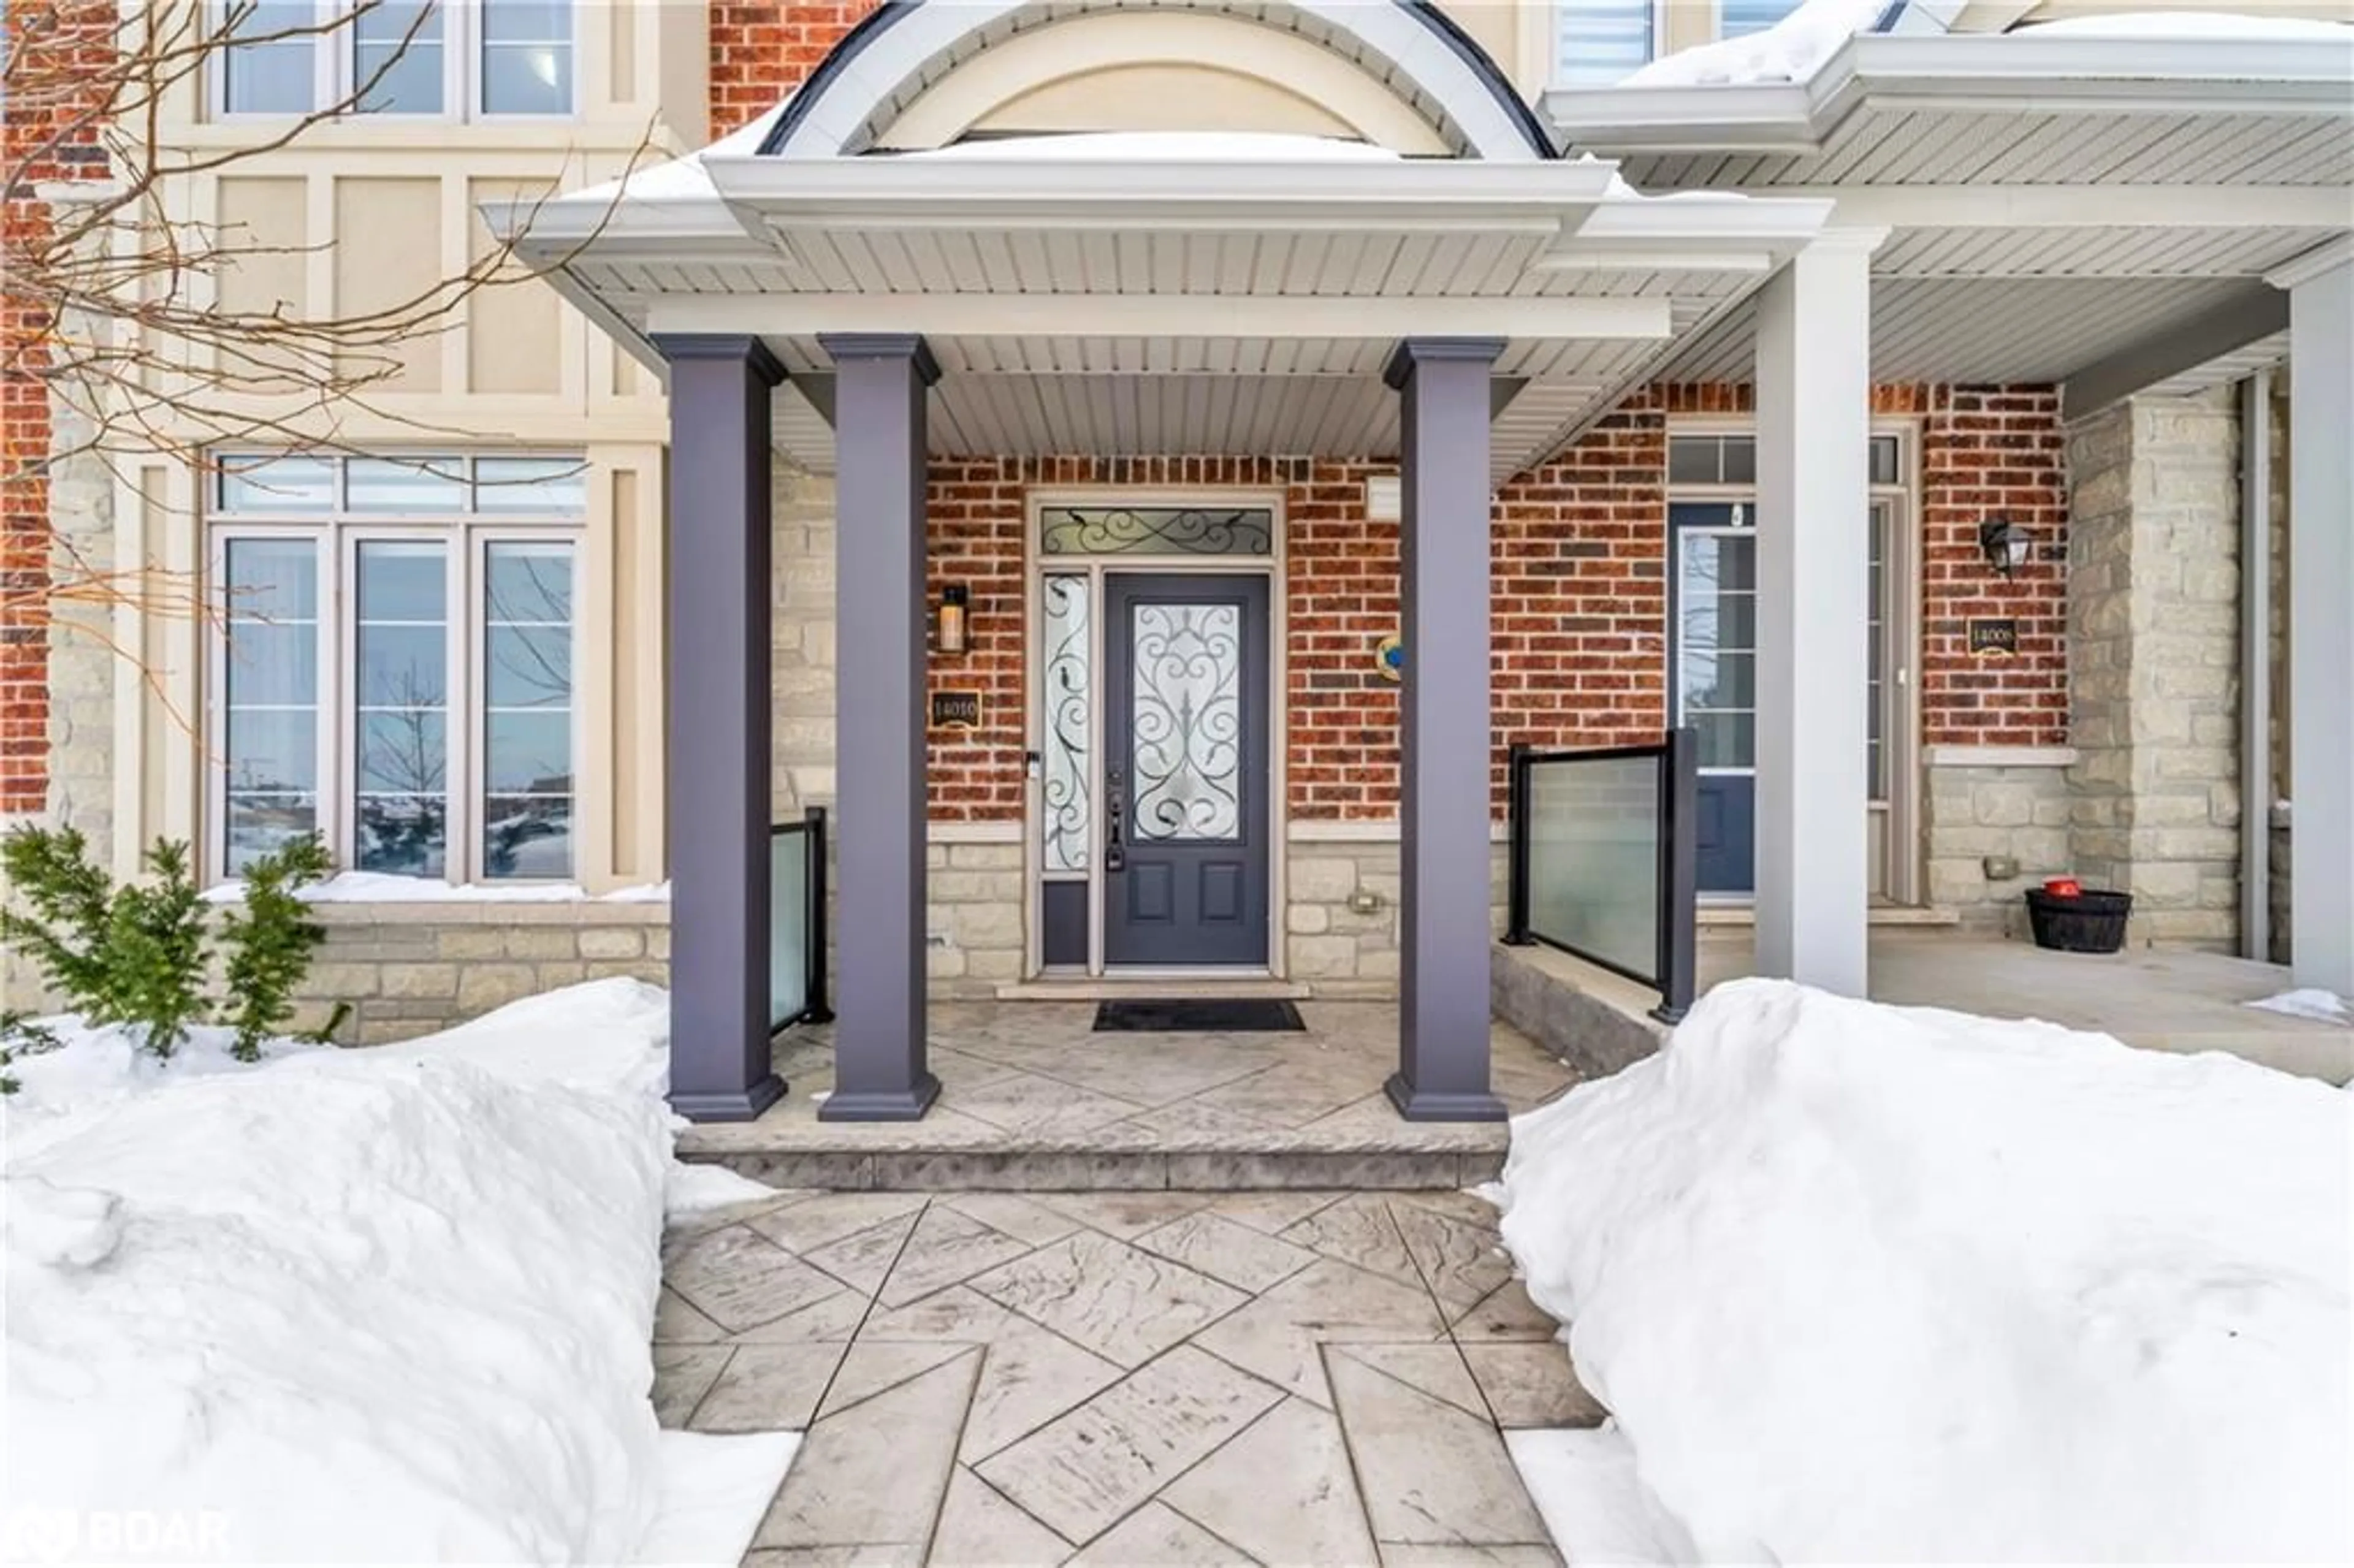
left=3, top=0, right=652, bottom=650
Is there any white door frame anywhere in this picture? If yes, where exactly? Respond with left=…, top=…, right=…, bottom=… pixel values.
left=1021, top=489, right=1290, bottom=979
left=1665, top=419, right=1923, bottom=906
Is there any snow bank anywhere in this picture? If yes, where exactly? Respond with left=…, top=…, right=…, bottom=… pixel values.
left=1623, top=0, right=1891, bottom=87
left=2250, top=987, right=2351, bottom=1024
left=202, top=872, right=671, bottom=904
left=1495, top=978, right=2353, bottom=1563
left=3, top=982, right=790, bottom=1565
left=1505, top=1428, right=1695, bottom=1566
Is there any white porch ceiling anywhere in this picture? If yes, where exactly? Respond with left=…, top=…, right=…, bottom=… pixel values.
left=761, top=333, right=1669, bottom=476
left=1660, top=276, right=2267, bottom=386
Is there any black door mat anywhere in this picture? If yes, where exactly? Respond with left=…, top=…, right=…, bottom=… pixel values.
left=1094, top=999, right=1306, bottom=1033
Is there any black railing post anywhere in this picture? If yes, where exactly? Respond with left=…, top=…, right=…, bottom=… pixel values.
left=1503, top=742, right=1533, bottom=946
left=1653, top=727, right=1699, bottom=1024
left=802, top=804, right=834, bottom=1024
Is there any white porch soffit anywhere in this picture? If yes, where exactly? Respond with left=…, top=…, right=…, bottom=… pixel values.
left=1547, top=30, right=2354, bottom=408
left=496, top=144, right=1836, bottom=481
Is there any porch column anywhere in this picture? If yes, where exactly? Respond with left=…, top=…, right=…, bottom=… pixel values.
left=1385, top=338, right=1508, bottom=1123
left=820, top=333, right=942, bottom=1121
left=1754, top=232, right=1880, bottom=995
left=654, top=334, right=785, bottom=1121
left=2279, top=245, right=2354, bottom=994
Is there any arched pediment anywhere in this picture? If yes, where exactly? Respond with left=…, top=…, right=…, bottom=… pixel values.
left=761, top=0, right=1553, bottom=161
left=875, top=12, right=1453, bottom=155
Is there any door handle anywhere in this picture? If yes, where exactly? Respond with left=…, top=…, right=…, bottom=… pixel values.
left=1105, top=766, right=1126, bottom=872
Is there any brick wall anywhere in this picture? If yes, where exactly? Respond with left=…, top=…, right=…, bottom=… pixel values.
left=709, top=1, right=880, bottom=131
left=1919, top=387, right=2070, bottom=747
left=2, top=1, right=113, bottom=816
left=912, top=384, right=2068, bottom=826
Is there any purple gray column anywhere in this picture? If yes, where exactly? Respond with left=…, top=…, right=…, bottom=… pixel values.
left=1385, top=338, right=1509, bottom=1123
left=820, top=333, right=942, bottom=1121
left=653, top=333, right=785, bottom=1122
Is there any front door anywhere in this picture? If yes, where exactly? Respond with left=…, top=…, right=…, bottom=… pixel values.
left=1672, top=504, right=1758, bottom=893
left=1670, top=500, right=1900, bottom=896
left=1102, top=573, right=1271, bottom=967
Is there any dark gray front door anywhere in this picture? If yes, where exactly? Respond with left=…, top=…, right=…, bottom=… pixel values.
left=1103, top=573, right=1270, bottom=967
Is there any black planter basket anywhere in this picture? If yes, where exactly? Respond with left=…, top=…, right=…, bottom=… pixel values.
left=2024, top=888, right=2133, bottom=954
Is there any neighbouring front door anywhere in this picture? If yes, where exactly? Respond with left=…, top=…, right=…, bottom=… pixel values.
left=1102, top=573, right=1271, bottom=967
left=1670, top=499, right=1900, bottom=896
left=1672, top=503, right=1758, bottom=893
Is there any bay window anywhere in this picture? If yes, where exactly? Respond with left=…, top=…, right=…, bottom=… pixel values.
left=210, top=454, right=583, bottom=885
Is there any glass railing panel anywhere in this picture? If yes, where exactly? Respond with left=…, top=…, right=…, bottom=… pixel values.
left=769, top=826, right=809, bottom=1030
left=1525, top=754, right=1663, bottom=983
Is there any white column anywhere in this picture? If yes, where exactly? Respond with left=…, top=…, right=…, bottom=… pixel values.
left=1753, top=230, right=1882, bottom=995
left=2276, top=242, right=2354, bottom=995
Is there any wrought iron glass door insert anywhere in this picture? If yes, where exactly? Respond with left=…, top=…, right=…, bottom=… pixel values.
left=1102, top=573, right=1271, bottom=967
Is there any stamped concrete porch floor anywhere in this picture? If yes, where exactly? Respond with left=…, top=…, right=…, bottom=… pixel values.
left=677, top=1003, right=1582, bottom=1191
left=658, top=1187, right=1603, bottom=1566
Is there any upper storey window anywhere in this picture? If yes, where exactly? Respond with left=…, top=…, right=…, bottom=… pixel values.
left=216, top=1, right=575, bottom=120
left=1718, top=0, right=1808, bottom=40
left=1553, top=0, right=1658, bottom=86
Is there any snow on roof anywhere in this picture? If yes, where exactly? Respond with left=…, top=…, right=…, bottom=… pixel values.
left=560, top=100, right=790, bottom=207
left=1621, top=0, right=1894, bottom=88
left=2015, top=12, right=2354, bottom=42
left=899, top=131, right=1406, bottom=162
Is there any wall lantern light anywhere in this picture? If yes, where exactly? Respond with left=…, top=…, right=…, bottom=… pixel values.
left=936, top=584, right=970, bottom=655
left=1979, top=516, right=2034, bottom=576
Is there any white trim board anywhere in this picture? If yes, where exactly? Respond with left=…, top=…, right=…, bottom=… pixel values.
left=1922, top=745, right=2079, bottom=769
left=1287, top=820, right=1512, bottom=845
left=926, top=820, right=1025, bottom=843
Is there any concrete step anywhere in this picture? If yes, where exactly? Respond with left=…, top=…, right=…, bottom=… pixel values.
left=680, top=1142, right=1492, bottom=1192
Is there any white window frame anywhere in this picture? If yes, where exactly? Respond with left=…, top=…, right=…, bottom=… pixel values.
left=205, top=454, right=584, bottom=887
left=1549, top=0, right=1667, bottom=89
left=209, top=1, right=577, bottom=121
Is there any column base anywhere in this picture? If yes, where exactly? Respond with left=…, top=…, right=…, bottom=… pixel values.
left=1384, top=1071, right=1509, bottom=1124
left=818, top=1071, right=943, bottom=1123
left=670, top=1074, right=787, bottom=1124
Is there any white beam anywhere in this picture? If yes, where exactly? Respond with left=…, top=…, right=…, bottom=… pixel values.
left=2062, top=287, right=2290, bottom=421
left=1754, top=230, right=1880, bottom=995
left=642, top=294, right=1675, bottom=343
left=2280, top=249, right=2354, bottom=995
left=1731, top=187, right=2354, bottom=231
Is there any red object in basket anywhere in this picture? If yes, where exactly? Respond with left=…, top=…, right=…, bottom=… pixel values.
left=2044, top=877, right=2083, bottom=898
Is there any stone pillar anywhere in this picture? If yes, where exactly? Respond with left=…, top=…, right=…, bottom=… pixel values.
left=1753, top=233, right=1878, bottom=994
left=1384, top=338, right=1506, bottom=1123
left=653, top=334, right=785, bottom=1122
left=2278, top=247, right=2354, bottom=993
left=821, top=334, right=941, bottom=1122
left=2063, top=390, right=2243, bottom=948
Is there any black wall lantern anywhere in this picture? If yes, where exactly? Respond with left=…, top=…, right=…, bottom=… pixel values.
left=1979, top=516, right=2034, bottom=576
left=935, top=584, right=970, bottom=655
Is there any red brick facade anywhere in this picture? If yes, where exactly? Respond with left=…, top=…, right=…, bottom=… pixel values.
left=2, top=1, right=113, bottom=813
left=1919, top=387, right=2070, bottom=747
left=918, top=385, right=2071, bottom=824
left=709, top=1, right=880, bottom=131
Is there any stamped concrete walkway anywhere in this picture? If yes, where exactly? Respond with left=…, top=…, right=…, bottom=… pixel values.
left=657, top=1187, right=1604, bottom=1566
left=679, top=1003, right=1582, bottom=1191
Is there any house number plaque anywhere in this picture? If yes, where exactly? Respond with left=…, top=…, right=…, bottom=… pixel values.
left=1968, top=618, right=2019, bottom=658
left=931, top=690, right=983, bottom=729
